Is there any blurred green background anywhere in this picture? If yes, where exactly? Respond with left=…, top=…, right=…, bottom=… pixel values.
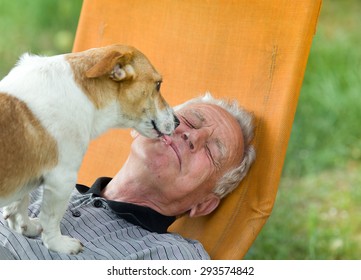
left=0, top=0, right=360, bottom=259
left=0, top=0, right=82, bottom=77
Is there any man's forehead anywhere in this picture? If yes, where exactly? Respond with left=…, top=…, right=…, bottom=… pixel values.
left=181, top=103, right=218, bottom=119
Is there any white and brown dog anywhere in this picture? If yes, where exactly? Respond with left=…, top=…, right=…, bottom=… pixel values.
left=0, top=44, right=179, bottom=254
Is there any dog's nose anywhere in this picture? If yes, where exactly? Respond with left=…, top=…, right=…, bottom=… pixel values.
left=174, top=115, right=180, bottom=129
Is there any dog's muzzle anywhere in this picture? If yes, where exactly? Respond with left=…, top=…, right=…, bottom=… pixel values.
left=152, top=114, right=180, bottom=137
left=174, top=115, right=180, bottom=129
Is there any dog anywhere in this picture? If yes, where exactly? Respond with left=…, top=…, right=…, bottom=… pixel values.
left=0, top=44, right=179, bottom=254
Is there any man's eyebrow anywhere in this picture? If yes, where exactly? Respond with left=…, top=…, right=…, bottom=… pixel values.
left=191, top=110, right=205, bottom=122
left=215, top=138, right=227, bottom=159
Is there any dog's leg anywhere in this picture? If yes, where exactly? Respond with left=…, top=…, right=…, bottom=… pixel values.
left=39, top=170, right=83, bottom=255
left=3, top=195, right=43, bottom=237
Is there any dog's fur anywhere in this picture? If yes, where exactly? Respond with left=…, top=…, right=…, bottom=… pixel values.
left=0, top=44, right=178, bottom=254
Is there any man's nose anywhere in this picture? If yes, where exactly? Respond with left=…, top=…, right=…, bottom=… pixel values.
left=182, top=128, right=209, bottom=151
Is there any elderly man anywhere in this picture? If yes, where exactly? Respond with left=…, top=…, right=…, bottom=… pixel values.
left=0, top=93, right=255, bottom=260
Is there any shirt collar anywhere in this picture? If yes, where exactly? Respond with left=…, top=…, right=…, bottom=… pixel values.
left=76, top=177, right=176, bottom=234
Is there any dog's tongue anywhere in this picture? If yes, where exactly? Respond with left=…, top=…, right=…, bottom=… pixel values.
left=161, top=135, right=172, bottom=145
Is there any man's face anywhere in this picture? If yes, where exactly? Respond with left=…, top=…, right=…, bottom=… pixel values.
left=130, top=103, right=244, bottom=216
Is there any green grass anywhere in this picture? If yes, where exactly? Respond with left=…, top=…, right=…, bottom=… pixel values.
left=246, top=164, right=361, bottom=259
left=0, top=0, right=82, bottom=77
left=245, top=0, right=361, bottom=259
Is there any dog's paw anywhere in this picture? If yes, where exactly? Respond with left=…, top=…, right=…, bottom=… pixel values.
left=22, top=217, right=43, bottom=237
left=5, top=214, right=43, bottom=237
left=44, top=235, right=83, bottom=255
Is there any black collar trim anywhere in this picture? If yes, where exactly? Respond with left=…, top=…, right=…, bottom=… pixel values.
left=76, top=177, right=176, bottom=234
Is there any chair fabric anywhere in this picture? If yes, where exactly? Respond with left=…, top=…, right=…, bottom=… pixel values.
left=73, top=0, right=322, bottom=259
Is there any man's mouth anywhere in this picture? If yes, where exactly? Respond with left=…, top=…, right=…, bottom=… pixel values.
left=161, top=135, right=182, bottom=169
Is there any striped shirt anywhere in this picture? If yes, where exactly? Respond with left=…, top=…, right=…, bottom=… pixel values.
left=0, top=177, right=210, bottom=260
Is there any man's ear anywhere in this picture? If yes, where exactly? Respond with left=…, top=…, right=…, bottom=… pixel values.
left=189, top=194, right=220, bottom=218
left=85, top=50, right=135, bottom=81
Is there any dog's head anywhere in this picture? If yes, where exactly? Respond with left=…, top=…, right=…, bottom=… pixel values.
left=81, top=45, right=179, bottom=138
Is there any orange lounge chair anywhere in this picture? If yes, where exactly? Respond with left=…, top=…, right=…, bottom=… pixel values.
left=73, top=0, right=322, bottom=259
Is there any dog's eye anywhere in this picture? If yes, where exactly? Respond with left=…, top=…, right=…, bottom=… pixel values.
left=156, top=81, right=162, bottom=91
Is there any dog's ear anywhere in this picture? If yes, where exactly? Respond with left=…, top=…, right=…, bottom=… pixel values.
left=109, top=64, right=136, bottom=82
left=85, top=50, right=135, bottom=81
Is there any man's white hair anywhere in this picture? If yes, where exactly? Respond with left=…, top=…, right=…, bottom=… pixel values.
left=174, top=92, right=256, bottom=198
